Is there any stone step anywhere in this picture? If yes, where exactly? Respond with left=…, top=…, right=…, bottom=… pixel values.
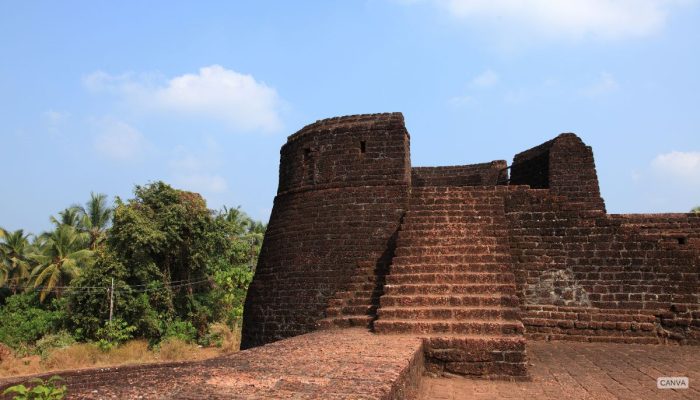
left=378, top=306, right=521, bottom=320
left=333, top=290, right=376, bottom=300
left=403, top=216, right=503, bottom=224
left=401, top=218, right=508, bottom=232
left=389, top=263, right=512, bottom=274
left=422, top=335, right=527, bottom=366
left=373, top=319, right=524, bottom=335
left=397, top=229, right=507, bottom=238
left=394, top=245, right=511, bottom=257
left=398, top=228, right=508, bottom=238
left=392, top=254, right=513, bottom=265
left=317, top=315, right=373, bottom=330
left=397, top=237, right=500, bottom=247
left=348, top=275, right=378, bottom=284
left=383, top=283, right=517, bottom=296
left=380, top=294, right=520, bottom=308
left=330, top=297, right=377, bottom=308
left=337, top=282, right=376, bottom=291
left=325, top=304, right=376, bottom=317
left=386, top=272, right=515, bottom=285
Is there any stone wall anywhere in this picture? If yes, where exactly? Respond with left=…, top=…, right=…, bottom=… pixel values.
left=241, top=113, right=411, bottom=349
left=504, top=137, right=699, bottom=343
left=411, top=161, right=507, bottom=187
left=243, top=113, right=699, bottom=348
left=511, top=133, right=606, bottom=212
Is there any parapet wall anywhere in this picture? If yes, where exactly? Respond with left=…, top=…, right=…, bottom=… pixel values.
left=411, top=161, right=507, bottom=187
left=277, top=113, right=410, bottom=194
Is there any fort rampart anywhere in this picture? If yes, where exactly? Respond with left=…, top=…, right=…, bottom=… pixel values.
left=242, top=113, right=699, bottom=357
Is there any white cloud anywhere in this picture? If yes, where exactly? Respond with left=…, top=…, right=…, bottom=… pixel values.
left=92, top=118, right=147, bottom=161
left=84, top=65, right=284, bottom=133
left=581, top=72, right=619, bottom=97
left=651, top=151, right=700, bottom=182
left=411, top=0, right=694, bottom=40
left=472, top=69, right=499, bottom=87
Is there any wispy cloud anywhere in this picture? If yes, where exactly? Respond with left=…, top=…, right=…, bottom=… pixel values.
left=92, top=118, right=148, bottom=161
left=402, top=0, right=694, bottom=41
left=42, top=110, right=70, bottom=134
left=581, top=72, right=619, bottom=97
left=84, top=65, right=284, bottom=133
left=651, top=150, right=700, bottom=182
left=449, top=69, right=499, bottom=107
left=471, top=69, right=499, bottom=87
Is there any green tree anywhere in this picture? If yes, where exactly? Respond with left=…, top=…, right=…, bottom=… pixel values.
left=0, top=293, right=64, bottom=349
left=30, top=226, right=92, bottom=302
left=68, top=183, right=221, bottom=339
left=50, top=207, right=82, bottom=229
left=65, top=182, right=261, bottom=342
left=0, top=228, right=33, bottom=293
left=218, top=207, right=266, bottom=270
left=77, top=192, right=113, bottom=249
left=692, top=206, right=700, bottom=213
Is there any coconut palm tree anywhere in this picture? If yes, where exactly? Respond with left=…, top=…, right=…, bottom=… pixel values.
left=29, top=225, right=93, bottom=301
left=77, top=192, right=112, bottom=249
left=221, top=206, right=250, bottom=235
left=50, top=207, right=82, bottom=228
left=0, top=228, right=33, bottom=293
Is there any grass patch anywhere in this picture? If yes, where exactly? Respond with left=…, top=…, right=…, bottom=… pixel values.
left=0, top=324, right=242, bottom=379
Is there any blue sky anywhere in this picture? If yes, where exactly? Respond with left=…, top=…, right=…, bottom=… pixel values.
left=2, top=0, right=699, bottom=234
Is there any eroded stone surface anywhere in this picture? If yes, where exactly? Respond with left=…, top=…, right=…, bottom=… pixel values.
left=418, top=340, right=700, bottom=399
left=0, top=329, right=423, bottom=400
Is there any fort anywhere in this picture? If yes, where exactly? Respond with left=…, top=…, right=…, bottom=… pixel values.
left=1, top=112, right=698, bottom=398
left=242, top=112, right=700, bottom=378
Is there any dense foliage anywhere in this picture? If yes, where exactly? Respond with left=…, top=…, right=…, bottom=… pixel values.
left=0, top=182, right=264, bottom=353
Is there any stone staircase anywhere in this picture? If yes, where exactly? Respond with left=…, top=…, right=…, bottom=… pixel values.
left=374, top=186, right=528, bottom=379
left=317, top=260, right=382, bottom=329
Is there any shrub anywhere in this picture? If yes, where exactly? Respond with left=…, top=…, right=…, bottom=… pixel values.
left=95, top=319, right=136, bottom=351
left=2, top=375, right=66, bottom=399
left=0, top=294, right=62, bottom=350
left=202, top=322, right=240, bottom=352
left=34, top=332, right=75, bottom=360
left=162, top=320, right=197, bottom=343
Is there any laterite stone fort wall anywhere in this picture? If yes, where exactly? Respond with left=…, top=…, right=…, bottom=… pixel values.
left=411, top=161, right=508, bottom=187
left=241, top=113, right=411, bottom=348
left=242, top=112, right=700, bottom=349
